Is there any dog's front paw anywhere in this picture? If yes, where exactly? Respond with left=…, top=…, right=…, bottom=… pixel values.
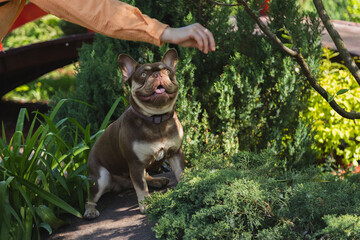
left=139, top=203, right=147, bottom=214
left=84, top=203, right=100, bottom=219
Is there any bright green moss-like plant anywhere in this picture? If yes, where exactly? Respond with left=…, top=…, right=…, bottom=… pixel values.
left=305, top=48, right=360, bottom=166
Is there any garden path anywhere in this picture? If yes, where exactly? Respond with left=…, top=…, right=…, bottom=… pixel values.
left=43, top=171, right=177, bottom=240
left=321, top=19, right=360, bottom=56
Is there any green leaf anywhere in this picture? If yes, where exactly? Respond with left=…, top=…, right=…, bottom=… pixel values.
left=3, top=170, right=83, bottom=218
left=50, top=99, right=68, bottom=121
left=0, top=181, right=10, bottom=228
left=329, top=52, right=340, bottom=59
left=36, top=170, right=50, bottom=192
left=13, top=108, right=27, bottom=153
left=24, top=207, right=33, bottom=240
left=121, top=96, right=129, bottom=106
left=50, top=99, right=95, bottom=121
left=281, top=34, right=292, bottom=40
left=39, top=222, right=52, bottom=235
left=25, top=112, right=38, bottom=145
left=328, top=94, right=335, bottom=103
left=336, top=89, right=349, bottom=96
left=84, top=124, right=91, bottom=144
left=99, top=96, right=123, bottom=131
left=36, top=205, right=65, bottom=230
left=67, top=118, right=85, bottom=134
left=1, top=121, right=6, bottom=143
left=53, top=168, right=70, bottom=195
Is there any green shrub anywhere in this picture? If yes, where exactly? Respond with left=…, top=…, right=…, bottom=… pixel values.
left=317, top=214, right=360, bottom=239
left=146, top=168, right=271, bottom=239
left=146, top=151, right=360, bottom=240
left=4, top=66, right=76, bottom=102
left=283, top=174, right=360, bottom=234
left=2, top=15, right=64, bottom=50
left=53, top=0, right=322, bottom=167
left=300, top=0, right=351, bottom=21
left=346, top=0, right=360, bottom=22
left=304, top=48, right=360, bottom=166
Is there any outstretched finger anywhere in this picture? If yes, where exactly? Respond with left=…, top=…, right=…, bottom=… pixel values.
left=194, top=24, right=214, bottom=53
left=196, top=28, right=209, bottom=53
left=204, top=28, right=215, bottom=51
left=191, top=28, right=205, bottom=53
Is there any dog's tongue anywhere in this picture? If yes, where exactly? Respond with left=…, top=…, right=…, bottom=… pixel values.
left=155, top=88, right=166, bottom=94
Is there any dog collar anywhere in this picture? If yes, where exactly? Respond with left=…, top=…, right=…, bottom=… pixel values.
left=129, top=106, right=174, bottom=124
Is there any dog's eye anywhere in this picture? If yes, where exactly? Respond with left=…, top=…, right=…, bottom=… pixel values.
left=166, top=69, right=171, bottom=75
left=141, top=72, right=147, bottom=78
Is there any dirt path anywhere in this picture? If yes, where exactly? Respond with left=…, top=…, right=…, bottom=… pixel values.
left=44, top=172, right=176, bottom=240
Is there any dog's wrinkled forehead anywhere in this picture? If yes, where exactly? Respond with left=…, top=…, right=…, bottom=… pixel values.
left=136, top=62, right=167, bottom=73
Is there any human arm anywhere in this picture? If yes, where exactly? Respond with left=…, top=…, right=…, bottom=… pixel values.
left=30, top=0, right=216, bottom=53
left=30, top=0, right=168, bottom=46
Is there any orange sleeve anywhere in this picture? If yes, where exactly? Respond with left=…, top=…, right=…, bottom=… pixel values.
left=29, top=0, right=169, bottom=46
left=0, top=0, right=27, bottom=42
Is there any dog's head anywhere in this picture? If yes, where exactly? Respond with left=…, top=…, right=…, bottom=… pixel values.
left=118, top=49, right=179, bottom=116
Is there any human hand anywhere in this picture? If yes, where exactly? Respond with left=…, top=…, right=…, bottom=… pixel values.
left=160, top=23, right=216, bottom=54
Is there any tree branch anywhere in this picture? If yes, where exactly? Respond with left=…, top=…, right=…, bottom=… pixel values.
left=313, top=0, right=360, bottom=86
left=209, top=0, right=240, bottom=7
left=233, top=0, right=360, bottom=119
left=236, top=0, right=298, bottom=57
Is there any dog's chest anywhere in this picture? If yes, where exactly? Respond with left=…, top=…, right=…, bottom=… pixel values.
left=132, top=134, right=182, bottom=164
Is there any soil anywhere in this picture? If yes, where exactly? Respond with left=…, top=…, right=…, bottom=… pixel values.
left=42, top=171, right=177, bottom=240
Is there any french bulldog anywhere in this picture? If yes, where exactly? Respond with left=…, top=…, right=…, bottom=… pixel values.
left=83, top=49, right=185, bottom=219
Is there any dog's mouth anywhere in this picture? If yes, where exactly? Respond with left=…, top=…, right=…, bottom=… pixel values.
left=135, top=82, right=178, bottom=104
left=154, top=85, right=166, bottom=95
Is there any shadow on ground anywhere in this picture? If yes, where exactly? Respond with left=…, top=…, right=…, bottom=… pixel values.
left=44, top=172, right=176, bottom=240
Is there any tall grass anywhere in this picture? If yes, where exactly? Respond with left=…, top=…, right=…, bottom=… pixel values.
left=0, top=97, right=122, bottom=239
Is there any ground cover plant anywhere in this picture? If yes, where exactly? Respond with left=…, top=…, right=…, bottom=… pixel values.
left=145, top=151, right=360, bottom=239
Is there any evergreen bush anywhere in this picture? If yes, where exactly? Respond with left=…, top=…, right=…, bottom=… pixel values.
left=53, top=0, right=322, bottom=166
left=145, top=151, right=360, bottom=239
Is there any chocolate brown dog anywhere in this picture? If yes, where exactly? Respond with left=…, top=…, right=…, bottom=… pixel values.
left=83, top=49, right=184, bottom=219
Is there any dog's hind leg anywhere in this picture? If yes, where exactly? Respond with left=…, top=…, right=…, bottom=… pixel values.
left=145, top=172, right=169, bottom=188
left=111, top=174, right=133, bottom=192
left=168, top=148, right=185, bottom=182
left=84, top=166, right=111, bottom=219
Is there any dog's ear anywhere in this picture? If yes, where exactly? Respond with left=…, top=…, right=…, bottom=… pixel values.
left=162, top=49, right=178, bottom=70
left=118, top=54, right=138, bottom=82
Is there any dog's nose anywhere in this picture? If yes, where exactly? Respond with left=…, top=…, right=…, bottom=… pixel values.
left=152, top=71, right=162, bottom=79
